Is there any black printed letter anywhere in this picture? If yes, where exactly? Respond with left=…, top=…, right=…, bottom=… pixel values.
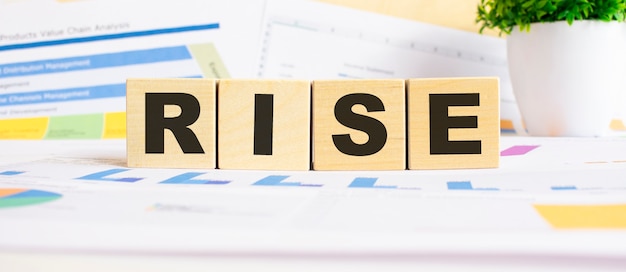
left=332, top=93, right=387, bottom=156
left=145, top=93, right=204, bottom=154
left=254, top=94, right=274, bottom=155
left=429, top=93, right=481, bottom=155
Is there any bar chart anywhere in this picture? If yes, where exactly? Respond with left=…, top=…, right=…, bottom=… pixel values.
left=0, top=188, right=62, bottom=208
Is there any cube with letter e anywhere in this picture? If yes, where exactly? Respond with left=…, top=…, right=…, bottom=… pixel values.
left=407, top=77, right=499, bottom=169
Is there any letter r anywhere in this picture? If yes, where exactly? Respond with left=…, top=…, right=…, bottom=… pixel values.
left=145, top=93, right=204, bottom=154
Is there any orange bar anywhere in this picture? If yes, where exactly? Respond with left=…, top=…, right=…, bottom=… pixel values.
left=0, top=188, right=26, bottom=198
left=500, top=119, right=514, bottom=131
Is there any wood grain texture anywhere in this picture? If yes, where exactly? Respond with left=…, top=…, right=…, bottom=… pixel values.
left=407, top=77, right=499, bottom=169
left=126, top=78, right=216, bottom=168
left=217, top=79, right=311, bottom=170
left=312, top=79, right=405, bottom=170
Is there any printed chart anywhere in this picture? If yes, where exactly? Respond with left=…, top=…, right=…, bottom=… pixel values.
left=0, top=42, right=225, bottom=139
left=0, top=188, right=61, bottom=208
left=0, top=0, right=264, bottom=139
left=258, top=0, right=626, bottom=133
left=258, top=0, right=522, bottom=133
left=0, top=136, right=625, bottom=260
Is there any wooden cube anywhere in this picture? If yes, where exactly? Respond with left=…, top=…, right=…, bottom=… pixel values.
left=407, top=77, right=499, bottom=169
left=126, top=78, right=216, bottom=168
left=218, top=79, right=311, bottom=170
left=312, top=79, right=406, bottom=170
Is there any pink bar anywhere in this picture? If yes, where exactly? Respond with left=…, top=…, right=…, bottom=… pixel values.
left=500, top=145, right=540, bottom=156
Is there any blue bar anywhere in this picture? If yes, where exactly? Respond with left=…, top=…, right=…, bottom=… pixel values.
left=0, top=171, right=24, bottom=176
left=447, top=181, right=473, bottom=190
left=1, top=46, right=191, bottom=78
left=552, top=186, right=577, bottom=190
left=76, top=169, right=142, bottom=183
left=254, top=175, right=292, bottom=186
left=0, top=23, right=219, bottom=52
left=348, top=177, right=396, bottom=189
left=160, top=172, right=230, bottom=185
left=253, top=175, right=322, bottom=187
left=474, top=188, right=500, bottom=191
left=0, top=83, right=126, bottom=107
left=6, top=189, right=61, bottom=199
left=447, top=181, right=499, bottom=191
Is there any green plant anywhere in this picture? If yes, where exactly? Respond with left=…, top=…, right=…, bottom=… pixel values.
left=477, top=0, right=626, bottom=35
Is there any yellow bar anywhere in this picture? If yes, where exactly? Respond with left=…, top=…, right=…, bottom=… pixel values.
left=534, top=204, right=626, bottom=229
left=0, top=117, right=48, bottom=139
left=610, top=119, right=626, bottom=131
left=103, top=112, right=126, bottom=139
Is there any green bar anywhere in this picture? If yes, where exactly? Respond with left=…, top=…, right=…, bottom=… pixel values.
left=188, top=43, right=230, bottom=78
left=44, top=113, right=104, bottom=139
left=0, top=196, right=60, bottom=208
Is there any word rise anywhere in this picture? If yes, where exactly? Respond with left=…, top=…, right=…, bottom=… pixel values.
left=126, top=78, right=499, bottom=170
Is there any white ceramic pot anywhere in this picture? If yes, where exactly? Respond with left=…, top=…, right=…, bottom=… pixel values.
left=507, top=20, right=624, bottom=137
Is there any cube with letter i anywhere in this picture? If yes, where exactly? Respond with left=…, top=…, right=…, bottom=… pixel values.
left=218, top=79, right=311, bottom=170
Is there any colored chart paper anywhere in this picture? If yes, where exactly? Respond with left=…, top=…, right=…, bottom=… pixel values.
left=0, top=188, right=61, bottom=208
left=534, top=204, right=626, bottom=229
left=500, top=145, right=540, bottom=156
left=0, top=0, right=264, bottom=139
